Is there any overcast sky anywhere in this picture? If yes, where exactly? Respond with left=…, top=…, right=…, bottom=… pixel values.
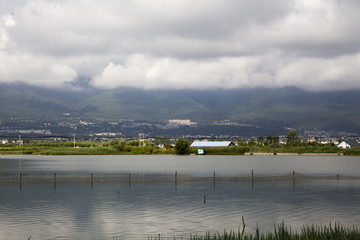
left=0, top=0, right=359, bottom=91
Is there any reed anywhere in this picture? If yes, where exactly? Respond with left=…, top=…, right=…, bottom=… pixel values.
left=185, top=223, right=360, bottom=240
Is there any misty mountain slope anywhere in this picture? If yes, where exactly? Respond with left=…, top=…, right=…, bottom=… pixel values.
left=75, top=89, right=214, bottom=121
left=0, top=84, right=99, bottom=120
left=0, top=84, right=359, bottom=133
left=0, top=86, right=71, bottom=120
left=230, top=89, right=360, bottom=131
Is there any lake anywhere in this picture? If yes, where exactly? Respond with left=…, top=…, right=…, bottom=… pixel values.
left=0, top=155, right=360, bottom=239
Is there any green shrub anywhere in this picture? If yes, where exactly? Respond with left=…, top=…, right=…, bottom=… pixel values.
left=344, top=148, right=360, bottom=156
left=175, top=138, right=190, bottom=155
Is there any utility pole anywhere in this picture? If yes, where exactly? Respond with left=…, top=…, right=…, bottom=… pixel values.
left=139, top=133, right=145, bottom=146
left=73, top=134, right=76, bottom=148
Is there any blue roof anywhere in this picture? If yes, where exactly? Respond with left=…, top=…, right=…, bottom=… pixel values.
left=190, top=141, right=233, bottom=148
left=343, top=140, right=360, bottom=147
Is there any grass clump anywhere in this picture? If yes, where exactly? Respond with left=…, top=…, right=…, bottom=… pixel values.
left=187, top=223, right=360, bottom=240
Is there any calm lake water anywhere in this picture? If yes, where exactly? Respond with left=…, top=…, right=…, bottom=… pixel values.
left=0, top=155, right=360, bottom=239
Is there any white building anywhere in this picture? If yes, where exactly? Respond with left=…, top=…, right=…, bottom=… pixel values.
left=190, top=141, right=234, bottom=148
left=337, top=140, right=360, bottom=149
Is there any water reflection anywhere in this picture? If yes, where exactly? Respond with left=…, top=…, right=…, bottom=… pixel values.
left=1, top=155, right=360, bottom=178
left=1, top=178, right=360, bottom=239
left=1, top=155, right=360, bottom=239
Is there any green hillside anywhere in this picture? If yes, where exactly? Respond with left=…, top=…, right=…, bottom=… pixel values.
left=0, top=84, right=359, bottom=133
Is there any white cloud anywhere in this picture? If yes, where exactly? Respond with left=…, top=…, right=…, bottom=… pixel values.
left=91, top=55, right=257, bottom=90
left=92, top=53, right=360, bottom=91
left=0, top=15, right=15, bottom=49
left=276, top=54, right=360, bottom=91
left=0, top=50, right=78, bottom=88
left=0, top=0, right=359, bottom=91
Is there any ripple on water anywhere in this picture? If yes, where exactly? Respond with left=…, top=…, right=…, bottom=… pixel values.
left=1, top=174, right=360, bottom=239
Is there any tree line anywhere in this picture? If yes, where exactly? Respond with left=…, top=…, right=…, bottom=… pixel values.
left=1, top=130, right=359, bottom=155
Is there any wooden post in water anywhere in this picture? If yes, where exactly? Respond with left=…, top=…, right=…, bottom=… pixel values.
left=203, top=195, right=206, bottom=204
left=251, top=170, right=254, bottom=188
left=213, top=171, right=216, bottom=188
left=175, top=171, right=177, bottom=185
left=174, top=171, right=178, bottom=192
left=91, top=173, right=94, bottom=188
left=19, top=172, right=22, bottom=190
left=54, top=173, right=56, bottom=191
left=128, top=173, right=131, bottom=187
left=292, top=170, right=295, bottom=185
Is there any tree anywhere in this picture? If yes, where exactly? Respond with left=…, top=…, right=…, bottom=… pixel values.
left=266, top=134, right=273, bottom=145
left=109, top=139, right=120, bottom=147
left=273, top=136, right=279, bottom=144
left=109, top=138, right=125, bottom=151
left=154, top=136, right=171, bottom=145
left=175, top=138, right=190, bottom=155
left=237, top=139, right=246, bottom=146
left=286, top=130, right=300, bottom=146
left=257, top=136, right=264, bottom=146
left=126, top=140, right=140, bottom=146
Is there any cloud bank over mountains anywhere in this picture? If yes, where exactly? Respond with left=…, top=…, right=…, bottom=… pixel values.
left=0, top=0, right=359, bottom=91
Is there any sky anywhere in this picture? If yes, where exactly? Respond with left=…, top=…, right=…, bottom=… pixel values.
left=0, top=0, right=359, bottom=91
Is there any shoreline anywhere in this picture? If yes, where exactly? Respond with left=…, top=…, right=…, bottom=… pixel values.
left=244, top=152, right=344, bottom=156
left=0, top=151, right=348, bottom=156
left=0, top=152, right=348, bottom=156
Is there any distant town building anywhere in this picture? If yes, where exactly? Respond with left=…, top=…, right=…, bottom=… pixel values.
left=79, top=120, right=94, bottom=125
left=168, top=119, right=196, bottom=126
left=94, top=132, right=119, bottom=136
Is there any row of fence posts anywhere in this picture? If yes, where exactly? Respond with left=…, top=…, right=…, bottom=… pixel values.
left=17, top=170, right=342, bottom=190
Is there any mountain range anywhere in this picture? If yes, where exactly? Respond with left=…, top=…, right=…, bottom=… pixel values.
left=0, top=84, right=359, bottom=134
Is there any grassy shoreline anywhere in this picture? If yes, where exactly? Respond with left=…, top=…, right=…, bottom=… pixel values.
left=149, top=223, right=360, bottom=240
left=0, top=141, right=359, bottom=156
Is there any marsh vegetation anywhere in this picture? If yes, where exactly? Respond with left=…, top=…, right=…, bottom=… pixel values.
left=186, top=223, right=360, bottom=240
left=1, top=138, right=359, bottom=155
